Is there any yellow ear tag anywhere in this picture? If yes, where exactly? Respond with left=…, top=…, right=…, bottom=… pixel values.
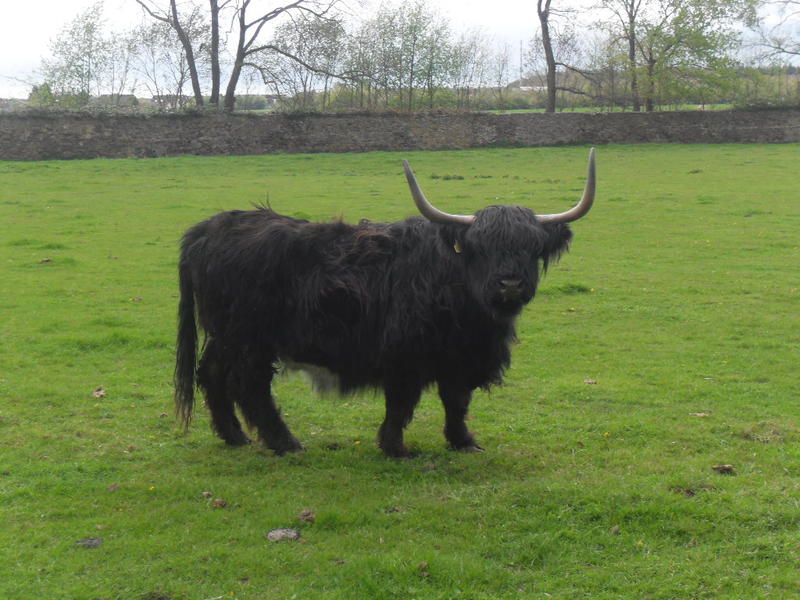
left=453, top=240, right=463, bottom=254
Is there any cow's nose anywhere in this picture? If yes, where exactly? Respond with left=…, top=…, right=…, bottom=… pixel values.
left=500, top=279, right=523, bottom=300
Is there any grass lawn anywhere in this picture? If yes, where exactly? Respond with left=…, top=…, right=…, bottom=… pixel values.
left=1, top=144, right=798, bottom=599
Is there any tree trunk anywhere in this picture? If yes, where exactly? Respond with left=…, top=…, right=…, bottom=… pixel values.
left=224, top=59, right=243, bottom=111
left=627, top=9, right=640, bottom=112
left=209, top=0, right=221, bottom=108
left=537, top=0, right=557, bottom=113
left=170, top=0, right=204, bottom=107
left=224, top=4, right=249, bottom=112
left=645, top=56, right=655, bottom=112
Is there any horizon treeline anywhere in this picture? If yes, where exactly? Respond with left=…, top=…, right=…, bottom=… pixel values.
left=27, top=0, right=800, bottom=112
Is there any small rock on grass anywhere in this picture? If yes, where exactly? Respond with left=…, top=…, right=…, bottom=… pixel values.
left=267, top=528, right=301, bottom=542
left=75, top=537, right=103, bottom=548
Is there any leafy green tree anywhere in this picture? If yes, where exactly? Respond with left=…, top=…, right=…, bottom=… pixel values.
left=600, top=0, right=645, bottom=110
left=340, top=0, right=458, bottom=110
left=600, top=0, right=758, bottom=110
left=636, top=0, right=757, bottom=110
left=41, top=1, right=110, bottom=102
left=28, top=83, right=56, bottom=106
left=252, top=14, right=346, bottom=111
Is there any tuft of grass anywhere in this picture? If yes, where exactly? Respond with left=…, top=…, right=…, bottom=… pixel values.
left=1, top=143, right=798, bottom=599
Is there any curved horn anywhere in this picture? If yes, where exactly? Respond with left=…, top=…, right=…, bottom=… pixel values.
left=537, top=148, right=596, bottom=224
left=403, top=160, right=475, bottom=225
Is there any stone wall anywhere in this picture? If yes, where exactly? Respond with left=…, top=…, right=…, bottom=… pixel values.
left=1, top=108, right=799, bottom=161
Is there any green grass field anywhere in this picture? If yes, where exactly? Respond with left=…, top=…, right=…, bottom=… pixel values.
left=1, top=144, right=798, bottom=599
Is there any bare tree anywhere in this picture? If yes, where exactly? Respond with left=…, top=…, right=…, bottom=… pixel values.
left=104, top=31, right=139, bottom=103
left=133, top=0, right=208, bottom=106
left=532, top=0, right=582, bottom=111
left=492, top=43, right=513, bottom=108
left=752, top=0, right=800, bottom=58
left=252, top=14, right=346, bottom=110
left=131, top=19, right=199, bottom=108
left=134, top=0, right=343, bottom=111
left=449, top=30, right=491, bottom=109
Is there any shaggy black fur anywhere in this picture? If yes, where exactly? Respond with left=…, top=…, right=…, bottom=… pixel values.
left=176, top=205, right=572, bottom=457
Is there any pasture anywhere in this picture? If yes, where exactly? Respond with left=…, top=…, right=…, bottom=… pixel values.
left=1, top=144, right=798, bottom=599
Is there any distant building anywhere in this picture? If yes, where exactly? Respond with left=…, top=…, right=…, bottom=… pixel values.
left=149, top=95, right=189, bottom=111
left=507, top=77, right=547, bottom=93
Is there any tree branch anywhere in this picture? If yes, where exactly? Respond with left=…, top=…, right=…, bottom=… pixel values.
left=133, top=0, right=170, bottom=24
left=248, top=45, right=360, bottom=80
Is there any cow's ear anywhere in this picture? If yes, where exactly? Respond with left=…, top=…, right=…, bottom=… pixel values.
left=541, top=223, right=573, bottom=267
left=439, top=226, right=467, bottom=255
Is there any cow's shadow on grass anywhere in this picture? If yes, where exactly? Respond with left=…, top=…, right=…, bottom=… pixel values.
left=179, top=432, right=537, bottom=489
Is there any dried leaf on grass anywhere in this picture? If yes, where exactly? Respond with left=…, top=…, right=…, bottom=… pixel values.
left=298, top=509, right=316, bottom=523
left=712, top=464, right=735, bottom=474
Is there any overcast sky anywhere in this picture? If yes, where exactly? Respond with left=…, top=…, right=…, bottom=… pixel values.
left=0, top=0, right=540, bottom=98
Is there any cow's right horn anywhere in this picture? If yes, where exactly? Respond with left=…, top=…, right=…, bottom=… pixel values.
left=536, top=148, right=596, bottom=224
left=403, top=160, right=475, bottom=225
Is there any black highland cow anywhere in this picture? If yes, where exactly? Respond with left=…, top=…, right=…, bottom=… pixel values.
left=175, top=150, right=596, bottom=457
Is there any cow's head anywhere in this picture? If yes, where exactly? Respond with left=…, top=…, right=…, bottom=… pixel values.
left=403, top=149, right=596, bottom=319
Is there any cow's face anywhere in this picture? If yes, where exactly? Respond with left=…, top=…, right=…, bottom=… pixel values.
left=457, top=207, right=572, bottom=318
left=402, top=150, right=595, bottom=319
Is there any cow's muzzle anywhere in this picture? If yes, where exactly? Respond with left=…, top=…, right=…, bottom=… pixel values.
left=499, top=279, right=524, bottom=303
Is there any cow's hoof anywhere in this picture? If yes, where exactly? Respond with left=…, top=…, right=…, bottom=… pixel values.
left=460, top=443, right=485, bottom=453
left=269, top=436, right=304, bottom=456
left=380, top=444, right=415, bottom=459
left=451, top=441, right=485, bottom=453
left=223, top=433, right=252, bottom=447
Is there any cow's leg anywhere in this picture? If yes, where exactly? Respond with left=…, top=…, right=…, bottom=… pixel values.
left=438, top=381, right=483, bottom=452
left=378, top=380, right=422, bottom=458
left=197, top=339, right=250, bottom=446
left=234, top=361, right=302, bottom=456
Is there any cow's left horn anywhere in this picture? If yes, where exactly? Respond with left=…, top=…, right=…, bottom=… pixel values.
left=403, top=160, right=475, bottom=225
left=536, top=148, right=596, bottom=224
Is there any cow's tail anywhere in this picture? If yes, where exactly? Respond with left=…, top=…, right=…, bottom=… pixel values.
left=175, top=259, right=197, bottom=428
